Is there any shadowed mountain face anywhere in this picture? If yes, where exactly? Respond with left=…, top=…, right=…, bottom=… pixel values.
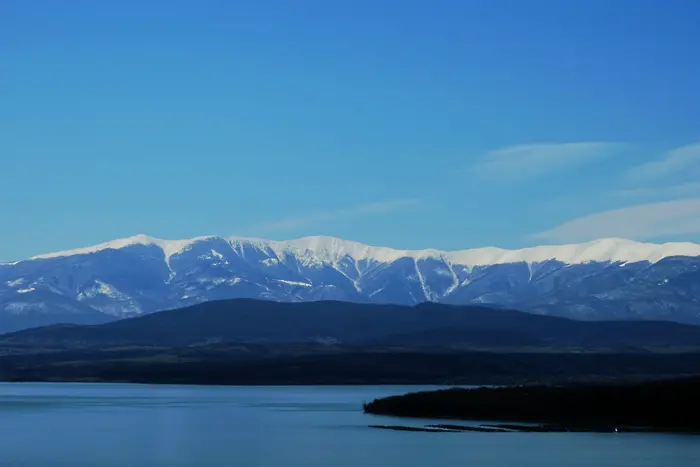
left=3, top=299, right=700, bottom=352
left=1, top=235, right=700, bottom=333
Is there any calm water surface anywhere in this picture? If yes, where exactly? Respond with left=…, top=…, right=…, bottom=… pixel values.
left=0, top=383, right=697, bottom=467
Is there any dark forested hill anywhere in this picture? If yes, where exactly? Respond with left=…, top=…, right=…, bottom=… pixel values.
left=2, top=299, right=700, bottom=352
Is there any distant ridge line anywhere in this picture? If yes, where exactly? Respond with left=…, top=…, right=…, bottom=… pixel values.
left=27, top=234, right=700, bottom=267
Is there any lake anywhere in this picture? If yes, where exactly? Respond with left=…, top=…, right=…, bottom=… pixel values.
left=0, top=383, right=697, bottom=467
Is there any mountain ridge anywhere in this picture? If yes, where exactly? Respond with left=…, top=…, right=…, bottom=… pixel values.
left=4, top=299, right=700, bottom=351
left=2, top=234, right=700, bottom=333
left=23, top=234, right=700, bottom=267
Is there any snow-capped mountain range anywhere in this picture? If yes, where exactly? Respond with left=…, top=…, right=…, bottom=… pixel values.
left=2, top=234, right=700, bottom=333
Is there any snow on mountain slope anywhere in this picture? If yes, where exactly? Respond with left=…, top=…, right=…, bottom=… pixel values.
left=30, top=234, right=213, bottom=266
left=25, top=234, right=700, bottom=268
left=2, top=234, right=700, bottom=333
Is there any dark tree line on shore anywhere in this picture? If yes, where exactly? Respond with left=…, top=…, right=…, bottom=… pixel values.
left=364, top=377, right=700, bottom=431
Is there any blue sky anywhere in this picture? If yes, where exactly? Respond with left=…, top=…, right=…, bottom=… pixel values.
left=2, top=0, right=700, bottom=261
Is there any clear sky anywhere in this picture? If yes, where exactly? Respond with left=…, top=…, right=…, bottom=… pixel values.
left=2, top=0, right=700, bottom=261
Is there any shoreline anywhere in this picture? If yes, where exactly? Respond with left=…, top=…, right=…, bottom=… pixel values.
left=369, top=423, right=700, bottom=435
left=363, top=378, right=700, bottom=434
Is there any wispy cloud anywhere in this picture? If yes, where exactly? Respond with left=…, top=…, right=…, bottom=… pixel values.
left=532, top=198, right=700, bottom=243
left=624, top=142, right=700, bottom=183
left=244, top=198, right=422, bottom=234
left=469, top=142, right=624, bottom=180
left=615, top=182, right=700, bottom=200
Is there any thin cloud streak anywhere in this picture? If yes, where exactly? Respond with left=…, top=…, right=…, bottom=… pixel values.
left=244, top=199, right=422, bottom=234
left=532, top=198, right=700, bottom=243
left=615, top=182, right=700, bottom=200
left=624, top=142, right=700, bottom=183
left=470, top=142, right=624, bottom=180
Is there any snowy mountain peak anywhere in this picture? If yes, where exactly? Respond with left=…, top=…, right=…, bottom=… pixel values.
left=279, top=236, right=416, bottom=264
left=30, top=234, right=213, bottom=264
left=25, top=234, right=700, bottom=267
